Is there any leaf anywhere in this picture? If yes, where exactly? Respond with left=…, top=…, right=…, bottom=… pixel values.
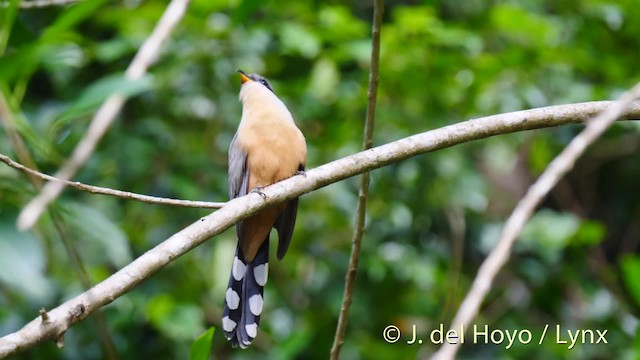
left=308, top=57, right=339, bottom=103
left=571, top=220, right=606, bottom=246
left=94, top=38, right=136, bottom=63
left=279, top=23, right=321, bottom=58
left=55, top=73, right=154, bottom=125
left=232, top=0, right=261, bottom=24
left=0, top=218, right=54, bottom=302
left=190, top=327, right=215, bottom=360
left=0, top=0, right=20, bottom=53
left=490, top=4, right=560, bottom=47
left=620, top=255, right=640, bottom=307
left=0, top=0, right=107, bottom=83
left=515, top=210, right=581, bottom=263
left=0, top=49, right=33, bottom=83
left=60, top=201, right=132, bottom=268
left=41, top=0, right=111, bottom=41
left=145, top=295, right=204, bottom=341
left=528, top=135, right=553, bottom=175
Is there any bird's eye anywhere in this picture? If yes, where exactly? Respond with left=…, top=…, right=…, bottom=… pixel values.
left=260, top=79, right=268, bottom=86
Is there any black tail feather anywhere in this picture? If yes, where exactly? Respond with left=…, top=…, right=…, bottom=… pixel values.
left=222, top=239, right=269, bottom=348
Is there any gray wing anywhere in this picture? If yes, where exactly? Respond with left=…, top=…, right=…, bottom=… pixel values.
left=228, top=133, right=249, bottom=199
left=228, top=133, right=249, bottom=241
left=274, top=164, right=304, bottom=260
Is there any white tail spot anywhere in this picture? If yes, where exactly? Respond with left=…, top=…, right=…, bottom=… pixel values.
left=226, top=288, right=240, bottom=310
left=232, top=256, right=246, bottom=281
left=248, top=294, right=263, bottom=316
left=222, top=316, right=237, bottom=332
left=253, top=264, right=269, bottom=286
left=245, top=323, right=258, bottom=338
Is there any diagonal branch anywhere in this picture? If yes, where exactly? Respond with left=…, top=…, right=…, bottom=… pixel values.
left=17, top=0, right=191, bottom=230
left=430, top=87, right=640, bottom=360
left=0, top=101, right=639, bottom=357
left=0, top=154, right=225, bottom=209
left=331, top=0, right=384, bottom=358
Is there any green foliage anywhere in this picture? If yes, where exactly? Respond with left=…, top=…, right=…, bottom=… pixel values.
left=56, top=73, right=154, bottom=124
left=0, top=219, right=53, bottom=303
left=190, top=327, right=215, bottom=360
left=1, top=0, right=640, bottom=359
left=621, top=255, right=640, bottom=307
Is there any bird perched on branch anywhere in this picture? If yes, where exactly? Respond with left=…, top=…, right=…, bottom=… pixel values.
left=222, top=70, right=307, bottom=348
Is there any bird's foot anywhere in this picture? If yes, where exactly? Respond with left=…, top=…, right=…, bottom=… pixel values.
left=252, top=186, right=267, bottom=199
left=295, top=170, right=307, bottom=177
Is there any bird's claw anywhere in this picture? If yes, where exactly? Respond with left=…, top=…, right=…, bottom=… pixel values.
left=252, top=186, right=267, bottom=199
left=295, top=170, right=307, bottom=177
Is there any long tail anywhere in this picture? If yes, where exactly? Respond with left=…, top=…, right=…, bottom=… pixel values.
left=222, top=239, right=269, bottom=348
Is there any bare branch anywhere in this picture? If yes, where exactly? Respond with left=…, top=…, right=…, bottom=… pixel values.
left=17, top=0, right=191, bottom=230
left=3, top=0, right=81, bottom=8
left=0, top=154, right=225, bottom=209
left=430, top=88, right=640, bottom=360
left=331, top=0, right=384, bottom=358
left=0, top=101, right=638, bottom=357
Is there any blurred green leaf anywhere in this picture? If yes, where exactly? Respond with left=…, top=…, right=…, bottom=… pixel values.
left=308, top=57, right=339, bottom=103
left=0, top=44, right=43, bottom=83
left=490, top=4, right=560, bottom=47
left=189, top=327, right=215, bottom=360
left=146, top=295, right=204, bottom=341
left=94, top=38, right=136, bottom=63
left=518, top=210, right=581, bottom=262
left=279, top=23, right=321, bottom=58
left=620, top=255, right=640, bottom=307
left=55, top=73, right=154, bottom=125
left=529, top=135, right=554, bottom=174
left=41, top=0, right=110, bottom=41
left=571, top=220, right=606, bottom=246
left=61, top=201, right=132, bottom=268
left=0, top=0, right=20, bottom=54
left=0, top=218, right=54, bottom=302
left=232, top=0, right=261, bottom=24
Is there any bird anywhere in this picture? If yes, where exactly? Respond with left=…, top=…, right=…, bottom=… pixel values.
left=222, top=69, right=307, bottom=348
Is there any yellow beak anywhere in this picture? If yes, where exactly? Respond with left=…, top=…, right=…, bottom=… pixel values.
left=237, top=69, right=251, bottom=83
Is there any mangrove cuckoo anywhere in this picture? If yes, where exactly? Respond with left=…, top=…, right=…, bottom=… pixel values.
left=222, top=70, right=307, bottom=348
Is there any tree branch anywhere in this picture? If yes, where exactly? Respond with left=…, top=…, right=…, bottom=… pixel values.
left=0, top=0, right=81, bottom=8
left=331, top=0, right=384, bottom=358
left=0, top=154, right=225, bottom=209
left=430, top=87, right=640, bottom=360
left=0, top=101, right=638, bottom=357
left=17, top=0, right=191, bottom=230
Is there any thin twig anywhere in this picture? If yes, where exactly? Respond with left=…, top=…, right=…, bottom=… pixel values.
left=0, top=154, right=225, bottom=209
left=17, top=0, right=191, bottom=230
left=330, top=0, right=384, bottom=358
left=0, top=101, right=638, bottom=357
left=430, top=85, right=640, bottom=360
left=0, top=0, right=80, bottom=8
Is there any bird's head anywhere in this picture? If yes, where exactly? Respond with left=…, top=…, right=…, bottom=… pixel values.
left=235, top=69, right=296, bottom=126
left=237, top=69, right=274, bottom=93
